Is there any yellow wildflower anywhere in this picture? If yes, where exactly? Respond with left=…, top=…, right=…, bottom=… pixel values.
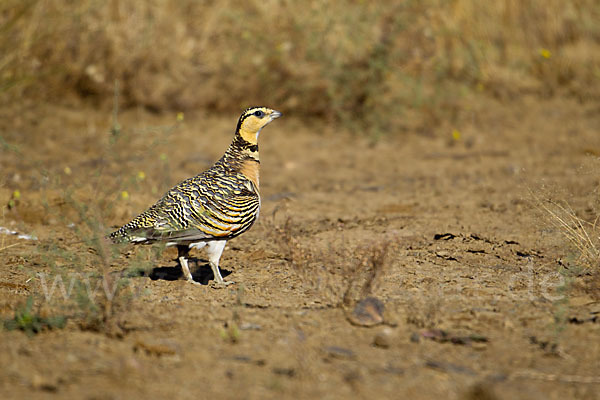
left=452, top=129, right=461, bottom=141
left=539, top=48, right=551, bottom=59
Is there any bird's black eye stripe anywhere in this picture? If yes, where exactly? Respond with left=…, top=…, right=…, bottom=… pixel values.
left=253, top=110, right=264, bottom=118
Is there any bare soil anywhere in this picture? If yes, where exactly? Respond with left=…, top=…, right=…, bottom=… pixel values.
left=1, top=97, right=599, bottom=399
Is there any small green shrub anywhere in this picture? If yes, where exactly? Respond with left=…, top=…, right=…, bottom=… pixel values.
left=3, top=296, right=66, bottom=336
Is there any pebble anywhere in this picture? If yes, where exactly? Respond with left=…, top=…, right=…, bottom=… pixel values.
left=349, top=297, right=385, bottom=327
left=410, top=332, right=420, bottom=343
left=373, top=327, right=394, bottom=348
left=31, top=374, right=58, bottom=392
left=323, top=346, right=356, bottom=360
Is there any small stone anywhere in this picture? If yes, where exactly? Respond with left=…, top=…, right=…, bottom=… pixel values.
left=323, top=346, right=356, bottom=360
left=410, top=332, right=420, bottom=343
left=472, top=342, right=488, bottom=351
left=348, top=297, right=385, bottom=327
left=31, top=374, right=58, bottom=392
left=133, top=339, right=179, bottom=356
left=239, top=322, right=262, bottom=331
left=373, top=328, right=394, bottom=348
left=272, top=367, right=296, bottom=377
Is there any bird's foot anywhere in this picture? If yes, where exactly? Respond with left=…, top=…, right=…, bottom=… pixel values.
left=186, top=278, right=202, bottom=286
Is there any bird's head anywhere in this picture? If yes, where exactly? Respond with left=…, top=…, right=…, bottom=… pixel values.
left=236, top=106, right=282, bottom=145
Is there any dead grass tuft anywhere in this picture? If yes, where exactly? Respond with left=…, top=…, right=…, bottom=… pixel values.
left=531, top=180, right=600, bottom=300
left=531, top=180, right=600, bottom=271
left=538, top=198, right=600, bottom=269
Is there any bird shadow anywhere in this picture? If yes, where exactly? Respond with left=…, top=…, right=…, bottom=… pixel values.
left=146, top=257, right=232, bottom=285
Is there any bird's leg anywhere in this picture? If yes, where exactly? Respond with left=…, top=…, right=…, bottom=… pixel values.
left=178, top=245, right=200, bottom=285
left=206, top=240, right=234, bottom=287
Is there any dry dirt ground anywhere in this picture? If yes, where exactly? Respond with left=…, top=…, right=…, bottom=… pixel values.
left=0, top=97, right=599, bottom=399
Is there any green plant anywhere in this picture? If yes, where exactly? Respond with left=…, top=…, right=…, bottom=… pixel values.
left=3, top=296, right=66, bottom=336
left=19, top=89, right=182, bottom=336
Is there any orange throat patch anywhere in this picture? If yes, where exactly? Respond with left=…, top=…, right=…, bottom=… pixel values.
left=240, top=159, right=260, bottom=189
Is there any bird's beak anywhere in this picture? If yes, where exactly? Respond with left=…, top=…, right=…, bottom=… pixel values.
left=271, top=110, right=282, bottom=119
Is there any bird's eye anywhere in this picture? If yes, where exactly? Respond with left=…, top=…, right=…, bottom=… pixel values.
left=253, top=110, right=264, bottom=118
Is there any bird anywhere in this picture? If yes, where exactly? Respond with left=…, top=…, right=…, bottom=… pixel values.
left=109, top=106, right=282, bottom=286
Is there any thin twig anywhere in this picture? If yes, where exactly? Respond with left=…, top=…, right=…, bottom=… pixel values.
left=0, top=242, right=21, bottom=252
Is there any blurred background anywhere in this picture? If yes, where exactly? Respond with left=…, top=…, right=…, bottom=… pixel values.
left=2, top=0, right=599, bottom=135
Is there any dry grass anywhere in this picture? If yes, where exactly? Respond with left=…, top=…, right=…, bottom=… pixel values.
left=531, top=181, right=600, bottom=297
left=1, top=0, right=600, bottom=133
left=530, top=175, right=600, bottom=272
left=538, top=198, right=600, bottom=270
